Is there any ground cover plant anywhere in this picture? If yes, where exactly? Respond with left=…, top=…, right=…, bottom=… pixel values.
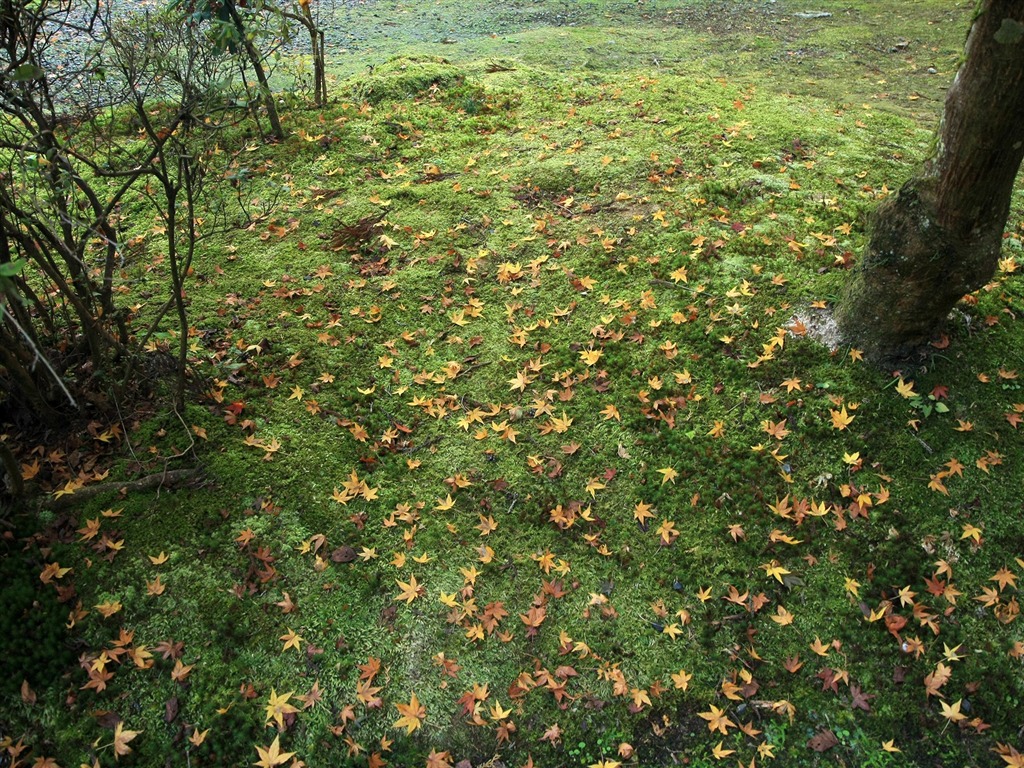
left=2, top=1, right=1024, bottom=766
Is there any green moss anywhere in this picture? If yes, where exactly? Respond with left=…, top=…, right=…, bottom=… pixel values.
left=8, top=2, right=1024, bottom=766
left=353, top=56, right=468, bottom=105
left=0, top=546, right=76, bottom=697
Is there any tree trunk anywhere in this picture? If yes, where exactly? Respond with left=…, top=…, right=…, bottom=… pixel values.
left=280, top=5, right=327, bottom=106
left=835, top=1, right=1024, bottom=360
left=226, top=1, right=284, bottom=141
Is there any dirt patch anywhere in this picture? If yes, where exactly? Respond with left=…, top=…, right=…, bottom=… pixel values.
left=793, top=308, right=842, bottom=351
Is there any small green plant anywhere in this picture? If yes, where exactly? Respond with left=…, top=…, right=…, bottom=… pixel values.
left=908, top=392, right=950, bottom=419
left=883, top=376, right=950, bottom=418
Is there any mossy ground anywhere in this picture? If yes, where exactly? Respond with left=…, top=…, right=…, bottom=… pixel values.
left=3, top=1, right=1024, bottom=767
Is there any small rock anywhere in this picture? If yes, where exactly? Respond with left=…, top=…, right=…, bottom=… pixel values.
left=927, top=67, right=938, bottom=74
left=794, top=11, right=832, bottom=19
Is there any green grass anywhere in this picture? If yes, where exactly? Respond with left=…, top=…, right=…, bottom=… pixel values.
left=3, top=1, right=1024, bottom=767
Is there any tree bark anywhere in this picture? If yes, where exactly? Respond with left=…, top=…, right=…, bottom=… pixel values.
left=835, top=1, right=1024, bottom=361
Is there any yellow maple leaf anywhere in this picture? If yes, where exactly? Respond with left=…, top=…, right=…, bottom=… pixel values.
left=112, top=722, right=141, bottom=760
left=830, top=406, right=854, bottom=430
left=961, top=524, right=983, bottom=543
left=772, top=605, right=795, bottom=625
left=393, top=692, right=426, bottom=734
left=146, top=575, right=166, bottom=596
left=940, top=699, right=967, bottom=722
left=633, top=501, right=655, bottom=525
left=585, top=477, right=606, bottom=498
left=698, top=705, right=736, bottom=735
left=809, top=636, right=830, bottom=656
left=253, top=735, right=295, bottom=768
left=671, top=669, right=692, bottom=690
left=396, top=575, right=423, bottom=604
left=189, top=728, right=210, bottom=747
left=656, top=467, right=678, bottom=485
left=264, top=689, right=298, bottom=729
left=711, top=741, right=735, bottom=760
left=489, top=700, right=512, bottom=721
left=761, top=560, right=791, bottom=583
left=279, top=629, right=303, bottom=653
left=95, top=600, right=122, bottom=618
left=895, top=378, right=916, bottom=398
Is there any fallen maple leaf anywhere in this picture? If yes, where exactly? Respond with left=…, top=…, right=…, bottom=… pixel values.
left=895, top=378, right=916, bottom=398
left=772, top=605, right=795, bottom=625
left=698, top=705, right=736, bottom=735
left=940, top=699, right=967, bottom=722
left=656, top=466, right=678, bottom=485
left=146, top=575, right=166, bottom=596
left=808, top=729, right=839, bottom=752
left=425, top=750, right=453, bottom=768
left=541, top=722, right=562, bottom=744
left=189, top=728, right=210, bottom=747
left=995, top=744, right=1024, bottom=768
left=711, top=741, right=735, bottom=760
left=95, top=600, right=122, bottom=618
left=396, top=575, right=423, bottom=604
left=489, top=700, right=512, bottom=721
left=809, top=636, right=830, bottom=656
left=991, top=567, right=1017, bottom=591
left=633, top=501, right=655, bottom=526
left=265, top=689, right=298, bottom=729
left=670, top=669, right=692, bottom=690
left=253, top=735, right=295, bottom=767
left=393, top=692, right=426, bottom=734
left=830, top=406, right=854, bottom=430
left=112, top=722, right=141, bottom=760
left=280, top=628, right=304, bottom=652
left=961, top=523, right=983, bottom=543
